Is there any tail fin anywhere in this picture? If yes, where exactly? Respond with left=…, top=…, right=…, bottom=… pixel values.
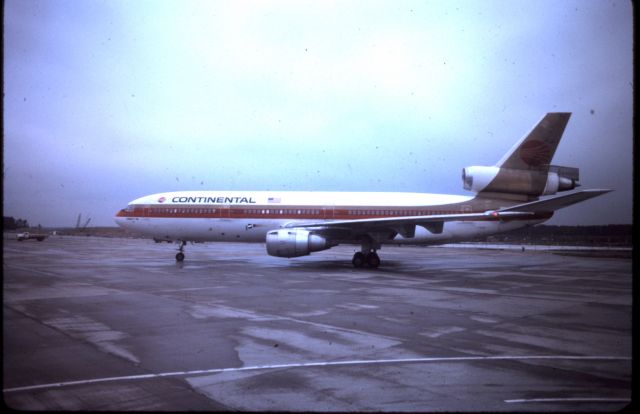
left=495, top=112, right=571, bottom=171
left=462, top=113, right=579, bottom=199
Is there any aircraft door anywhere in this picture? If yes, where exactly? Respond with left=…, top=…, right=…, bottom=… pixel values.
left=322, top=207, right=334, bottom=219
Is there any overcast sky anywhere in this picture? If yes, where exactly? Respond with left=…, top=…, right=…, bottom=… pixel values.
left=3, top=0, right=633, bottom=227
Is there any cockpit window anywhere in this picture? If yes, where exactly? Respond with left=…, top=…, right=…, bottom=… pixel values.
left=125, top=205, right=135, bottom=212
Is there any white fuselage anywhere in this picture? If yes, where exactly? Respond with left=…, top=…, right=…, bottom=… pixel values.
left=114, top=190, right=546, bottom=246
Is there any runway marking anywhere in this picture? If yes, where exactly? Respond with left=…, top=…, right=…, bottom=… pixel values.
left=3, top=264, right=63, bottom=278
left=3, top=355, right=630, bottom=394
left=505, top=397, right=631, bottom=404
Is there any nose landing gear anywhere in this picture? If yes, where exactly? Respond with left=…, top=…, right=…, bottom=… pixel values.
left=176, top=240, right=187, bottom=262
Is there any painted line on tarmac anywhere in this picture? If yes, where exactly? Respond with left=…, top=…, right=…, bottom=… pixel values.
left=505, top=397, right=631, bottom=404
left=3, top=355, right=630, bottom=394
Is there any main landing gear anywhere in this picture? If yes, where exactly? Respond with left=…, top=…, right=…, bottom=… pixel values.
left=352, top=251, right=381, bottom=268
left=352, top=237, right=381, bottom=268
left=176, top=240, right=187, bottom=262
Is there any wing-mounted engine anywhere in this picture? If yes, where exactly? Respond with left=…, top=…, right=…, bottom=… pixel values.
left=462, top=164, right=579, bottom=196
left=266, top=229, right=337, bottom=258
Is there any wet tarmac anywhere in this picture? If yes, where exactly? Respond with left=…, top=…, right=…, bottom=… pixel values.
left=3, top=234, right=632, bottom=411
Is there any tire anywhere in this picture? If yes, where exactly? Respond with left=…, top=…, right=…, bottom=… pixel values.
left=366, top=253, right=380, bottom=268
left=176, top=252, right=185, bottom=262
left=352, top=252, right=366, bottom=268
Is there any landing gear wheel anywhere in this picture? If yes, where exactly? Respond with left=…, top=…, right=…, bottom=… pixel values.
left=366, top=252, right=380, bottom=268
left=175, top=240, right=187, bottom=262
left=352, top=252, right=366, bottom=268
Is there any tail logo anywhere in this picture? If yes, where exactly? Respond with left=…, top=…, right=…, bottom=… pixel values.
left=518, top=140, right=552, bottom=167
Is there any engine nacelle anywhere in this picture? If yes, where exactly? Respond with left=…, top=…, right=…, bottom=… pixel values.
left=462, top=165, right=579, bottom=196
left=266, top=229, right=334, bottom=258
left=541, top=171, right=579, bottom=195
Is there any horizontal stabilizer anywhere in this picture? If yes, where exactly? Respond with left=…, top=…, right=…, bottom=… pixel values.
left=498, top=189, right=611, bottom=213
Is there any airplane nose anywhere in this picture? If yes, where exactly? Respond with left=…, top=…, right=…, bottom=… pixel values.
left=114, top=209, right=128, bottom=227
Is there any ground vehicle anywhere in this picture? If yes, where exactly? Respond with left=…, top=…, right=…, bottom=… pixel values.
left=16, top=232, right=48, bottom=241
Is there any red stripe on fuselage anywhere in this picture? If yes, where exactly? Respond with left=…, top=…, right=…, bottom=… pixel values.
left=115, top=204, right=552, bottom=221
left=117, top=205, right=460, bottom=220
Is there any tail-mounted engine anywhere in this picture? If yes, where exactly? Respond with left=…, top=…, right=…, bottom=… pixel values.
left=462, top=165, right=579, bottom=196
left=266, top=229, right=336, bottom=258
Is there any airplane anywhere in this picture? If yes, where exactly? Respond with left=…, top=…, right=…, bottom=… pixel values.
left=115, top=112, right=610, bottom=268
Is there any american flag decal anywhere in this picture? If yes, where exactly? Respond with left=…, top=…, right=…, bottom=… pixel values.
left=268, top=197, right=281, bottom=203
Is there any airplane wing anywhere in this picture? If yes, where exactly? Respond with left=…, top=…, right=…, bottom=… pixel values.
left=286, top=210, right=533, bottom=238
left=286, top=189, right=611, bottom=238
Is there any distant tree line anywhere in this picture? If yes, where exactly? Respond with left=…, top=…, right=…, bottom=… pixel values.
left=4, top=216, right=30, bottom=230
left=476, top=224, right=632, bottom=246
